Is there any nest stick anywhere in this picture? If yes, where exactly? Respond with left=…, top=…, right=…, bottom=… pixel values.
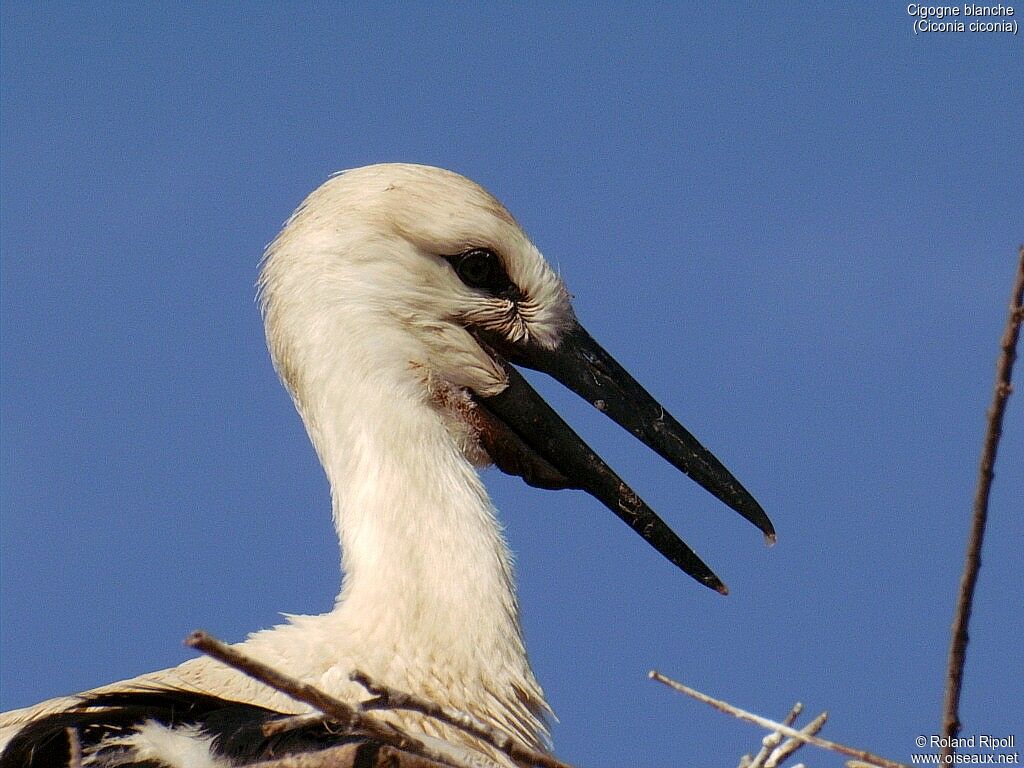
left=649, top=671, right=907, bottom=768
left=941, top=246, right=1024, bottom=758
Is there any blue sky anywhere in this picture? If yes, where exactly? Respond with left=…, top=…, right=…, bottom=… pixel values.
left=1, top=4, right=1021, bottom=767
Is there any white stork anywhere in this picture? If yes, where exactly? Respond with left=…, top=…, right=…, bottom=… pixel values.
left=0, top=164, right=773, bottom=768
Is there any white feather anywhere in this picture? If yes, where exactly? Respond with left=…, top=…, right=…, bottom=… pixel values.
left=96, top=723, right=226, bottom=768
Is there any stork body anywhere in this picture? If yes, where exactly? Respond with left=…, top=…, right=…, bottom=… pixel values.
left=1, top=165, right=772, bottom=768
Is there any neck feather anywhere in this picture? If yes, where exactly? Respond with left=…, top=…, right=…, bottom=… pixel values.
left=324, top=375, right=520, bottom=648
left=296, top=363, right=548, bottom=747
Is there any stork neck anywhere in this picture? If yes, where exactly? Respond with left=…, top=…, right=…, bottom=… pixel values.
left=312, top=373, right=528, bottom=671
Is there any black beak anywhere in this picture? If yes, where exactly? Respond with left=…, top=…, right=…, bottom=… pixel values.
left=472, top=321, right=773, bottom=594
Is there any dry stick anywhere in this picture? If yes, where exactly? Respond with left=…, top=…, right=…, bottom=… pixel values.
left=351, top=671, right=573, bottom=768
left=244, top=743, right=450, bottom=768
left=66, top=728, right=83, bottom=768
left=649, top=671, right=909, bottom=768
left=261, top=712, right=329, bottom=738
left=941, top=245, right=1024, bottom=760
left=185, top=631, right=466, bottom=768
left=766, top=709, right=829, bottom=768
left=742, top=702, right=803, bottom=768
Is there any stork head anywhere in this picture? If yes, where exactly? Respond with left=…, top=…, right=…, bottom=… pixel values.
left=259, top=164, right=773, bottom=593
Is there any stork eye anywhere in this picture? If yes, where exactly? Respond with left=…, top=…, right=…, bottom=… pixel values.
left=447, top=249, right=521, bottom=300
left=456, top=249, right=499, bottom=288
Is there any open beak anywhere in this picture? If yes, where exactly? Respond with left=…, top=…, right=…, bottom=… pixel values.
left=471, top=321, right=773, bottom=595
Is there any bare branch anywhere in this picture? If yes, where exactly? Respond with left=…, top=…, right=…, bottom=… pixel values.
left=242, top=743, right=450, bottom=768
left=351, top=671, right=572, bottom=768
left=66, top=728, right=83, bottom=768
left=766, top=709, right=829, bottom=768
left=261, top=713, right=329, bottom=738
left=942, top=245, right=1024, bottom=759
left=742, top=702, right=803, bottom=768
left=649, top=670, right=907, bottom=768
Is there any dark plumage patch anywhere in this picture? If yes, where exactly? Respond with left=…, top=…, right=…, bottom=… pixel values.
left=443, top=249, right=523, bottom=302
left=0, top=688, right=367, bottom=767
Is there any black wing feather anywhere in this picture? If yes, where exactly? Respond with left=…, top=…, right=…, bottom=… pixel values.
left=0, top=687, right=372, bottom=767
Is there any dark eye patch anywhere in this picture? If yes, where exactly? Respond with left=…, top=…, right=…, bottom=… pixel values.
left=444, top=249, right=522, bottom=301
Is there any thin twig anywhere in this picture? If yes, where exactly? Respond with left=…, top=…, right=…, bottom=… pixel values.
left=742, top=702, right=803, bottom=768
left=186, top=631, right=468, bottom=768
left=66, top=727, right=83, bottom=768
left=261, top=712, right=329, bottom=738
left=649, top=671, right=907, bottom=768
left=351, top=671, right=571, bottom=768
left=941, top=246, right=1024, bottom=761
left=766, top=709, right=829, bottom=768
left=243, top=743, right=450, bottom=768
